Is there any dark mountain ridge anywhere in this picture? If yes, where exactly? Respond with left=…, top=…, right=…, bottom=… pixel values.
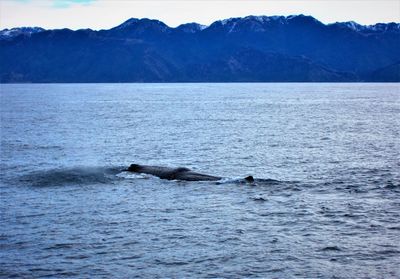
left=1, top=15, right=399, bottom=82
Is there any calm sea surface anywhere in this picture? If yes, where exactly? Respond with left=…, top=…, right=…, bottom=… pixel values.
left=1, top=83, right=399, bottom=278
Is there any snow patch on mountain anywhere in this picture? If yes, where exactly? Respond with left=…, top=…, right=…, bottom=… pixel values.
left=0, top=27, right=45, bottom=39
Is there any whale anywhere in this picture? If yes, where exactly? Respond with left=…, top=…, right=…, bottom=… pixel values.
left=126, top=164, right=254, bottom=182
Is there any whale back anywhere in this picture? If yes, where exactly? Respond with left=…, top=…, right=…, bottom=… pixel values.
left=128, top=164, right=191, bottom=180
left=126, top=164, right=229, bottom=182
left=175, top=167, right=190, bottom=173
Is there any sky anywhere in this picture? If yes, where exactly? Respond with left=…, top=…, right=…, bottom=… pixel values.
left=1, top=0, right=399, bottom=30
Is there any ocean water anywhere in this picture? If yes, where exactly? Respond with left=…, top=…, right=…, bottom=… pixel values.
left=0, top=83, right=399, bottom=278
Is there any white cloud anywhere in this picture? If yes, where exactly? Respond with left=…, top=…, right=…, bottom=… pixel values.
left=52, top=0, right=96, bottom=8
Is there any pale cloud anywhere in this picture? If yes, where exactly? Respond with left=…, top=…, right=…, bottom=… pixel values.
left=1, top=0, right=399, bottom=30
left=52, top=0, right=96, bottom=8
left=4, top=0, right=96, bottom=8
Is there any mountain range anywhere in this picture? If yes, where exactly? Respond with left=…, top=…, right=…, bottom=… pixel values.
left=1, top=15, right=399, bottom=82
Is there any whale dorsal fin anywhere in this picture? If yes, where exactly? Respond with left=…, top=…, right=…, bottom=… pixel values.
left=128, top=164, right=141, bottom=172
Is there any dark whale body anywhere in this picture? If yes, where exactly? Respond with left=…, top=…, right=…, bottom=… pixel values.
left=126, top=164, right=254, bottom=182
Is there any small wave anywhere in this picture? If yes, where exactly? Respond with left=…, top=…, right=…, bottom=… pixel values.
left=375, top=249, right=400, bottom=255
left=154, top=259, right=189, bottom=266
left=385, top=181, right=400, bottom=189
left=252, top=196, right=268, bottom=202
left=44, top=243, right=76, bottom=250
left=320, top=246, right=342, bottom=252
left=255, top=178, right=282, bottom=185
left=217, top=177, right=281, bottom=185
left=388, top=226, right=400, bottom=231
left=18, top=166, right=123, bottom=187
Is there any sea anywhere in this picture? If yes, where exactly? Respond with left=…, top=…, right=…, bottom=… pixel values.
left=1, top=83, right=399, bottom=278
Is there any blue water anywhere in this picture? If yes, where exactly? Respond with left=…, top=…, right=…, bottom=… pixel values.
left=1, top=83, right=399, bottom=278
